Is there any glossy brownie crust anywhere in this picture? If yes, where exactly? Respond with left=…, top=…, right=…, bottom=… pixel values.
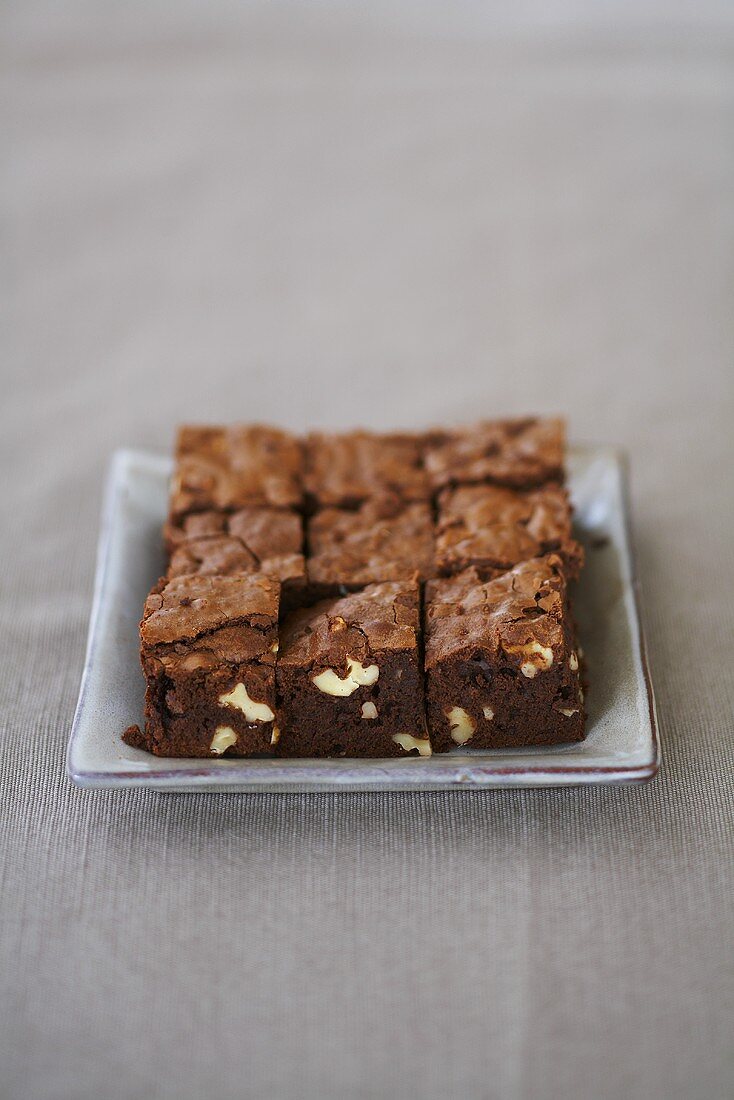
left=425, top=556, right=584, bottom=751
left=435, top=483, right=583, bottom=580
left=306, top=498, right=435, bottom=595
left=424, top=417, right=565, bottom=492
left=131, top=573, right=280, bottom=757
left=170, top=424, right=303, bottom=519
left=165, top=507, right=306, bottom=608
left=276, top=582, right=429, bottom=758
left=304, top=431, right=431, bottom=508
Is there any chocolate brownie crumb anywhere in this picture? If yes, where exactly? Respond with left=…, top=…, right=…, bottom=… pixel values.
left=122, top=724, right=146, bottom=749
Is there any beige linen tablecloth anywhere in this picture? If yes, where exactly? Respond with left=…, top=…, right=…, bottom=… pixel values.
left=3, top=3, right=733, bottom=1098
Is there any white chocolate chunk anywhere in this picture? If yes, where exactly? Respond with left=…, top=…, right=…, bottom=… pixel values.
left=361, top=702, right=378, bottom=719
left=210, top=726, right=238, bottom=755
left=446, top=706, right=476, bottom=745
left=505, top=640, right=554, bottom=678
left=482, top=706, right=494, bottom=720
left=312, top=657, right=379, bottom=696
left=218, top=682, right=275, bottom=723
left=392, top=733, right=432, bottom=757
left=559, top=708, right=579, bottom=717
left=270, top=641, right=279, bottom=653
left=270, top=726, right=281, bottom=746
left=569, top=652, right=579, bottom=671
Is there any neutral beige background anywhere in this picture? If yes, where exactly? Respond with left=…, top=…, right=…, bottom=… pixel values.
left=3, top=3, right=733, bottom=1098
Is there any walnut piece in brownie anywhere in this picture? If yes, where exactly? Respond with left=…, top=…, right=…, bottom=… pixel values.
left=276, top=582, right=430, bottom=758
left=424, top=417, right=565, bottom=492
left=425, top=556, right=584, bottom=751
left=166, top=507, right=306, bottom=608
left=170, top=424, right=303, bottom=519
left=304, top=430, right=430, bottom=508
left=131, top=573, right=280, bottom=757
left=306, top=498, right=435, bottom=596
left=435, top=483, right=583, bottom=580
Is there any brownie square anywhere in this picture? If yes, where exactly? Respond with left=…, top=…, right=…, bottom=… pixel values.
left=425, top=556, right=585, bottom=751
left=165, top=507, right=306, bottom=608
left=435, top=483, right=583, bottom=580
left=170, top=424, right=303, bottom=520
left=135, top=573, right=280, bottom=757
left=424, top=417, right=565, bottom=492
left=276, top=582, right=430, bottom=758
left=306, top=498, right=435, bottom=596
left=304, top=430, right=430, bottom=508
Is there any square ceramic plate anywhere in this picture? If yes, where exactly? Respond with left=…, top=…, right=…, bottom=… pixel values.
left=67, top=446, right=659, bottom=791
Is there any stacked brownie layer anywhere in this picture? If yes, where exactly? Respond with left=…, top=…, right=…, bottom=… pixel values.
left=128, top=418, right=586, bottom=759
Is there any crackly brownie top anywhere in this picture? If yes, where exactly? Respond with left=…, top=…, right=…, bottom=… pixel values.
left=166, top=507, right=305, bottom=584
left=425, top=556, right=568, bottom=671
left=435, top=483, right=582, bottom=577
left=279, top=581, right=420, bottom=669
left=141, top=574, right=279, bottom=669
left=307, top=499, right=435, bottom=587
left=424, top=417, right=565, bottom=491
left=304, top=431, right=430, bottom=507
left=170, top=425, right=303, bottom=517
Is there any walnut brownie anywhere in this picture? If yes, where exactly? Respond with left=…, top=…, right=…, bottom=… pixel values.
left=306, top=498, right=435, bottom=597
left=425, top=556, right=584, bottom=751
left=125, top=416, right=587, bottom=761
left=304, top=430, right=430, bottom=508
left=435, top=483, right=583, bottom=580
left=276, top=582, right=430, bottom=758
left=424, top=417, right=565, bottom=492
left=129, top=573, right=280, bottom=757
left=165, top=507, right=306, bottom=609
left=170, top=424, right=303, bottom=520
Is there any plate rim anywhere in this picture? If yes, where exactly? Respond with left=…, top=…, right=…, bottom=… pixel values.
left=67, top=446, right=661, bottom=792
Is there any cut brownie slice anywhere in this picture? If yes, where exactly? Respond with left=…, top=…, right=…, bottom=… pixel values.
left=276, top=582, right=430, bottom=758
left=133, top=573, right=280, bottom=757
left=435, top=483, right=583, bottom=580
left=304, top=430, right=430, bottom=508
left=170, top=424, right=303, bottom=520
left=306, top=498, right=435, bottom=596
left=424, top=417, right=565, bottom=492
left=165, top=507, right=306, bottom=609
left=425, top=556, right=584, bottom=751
